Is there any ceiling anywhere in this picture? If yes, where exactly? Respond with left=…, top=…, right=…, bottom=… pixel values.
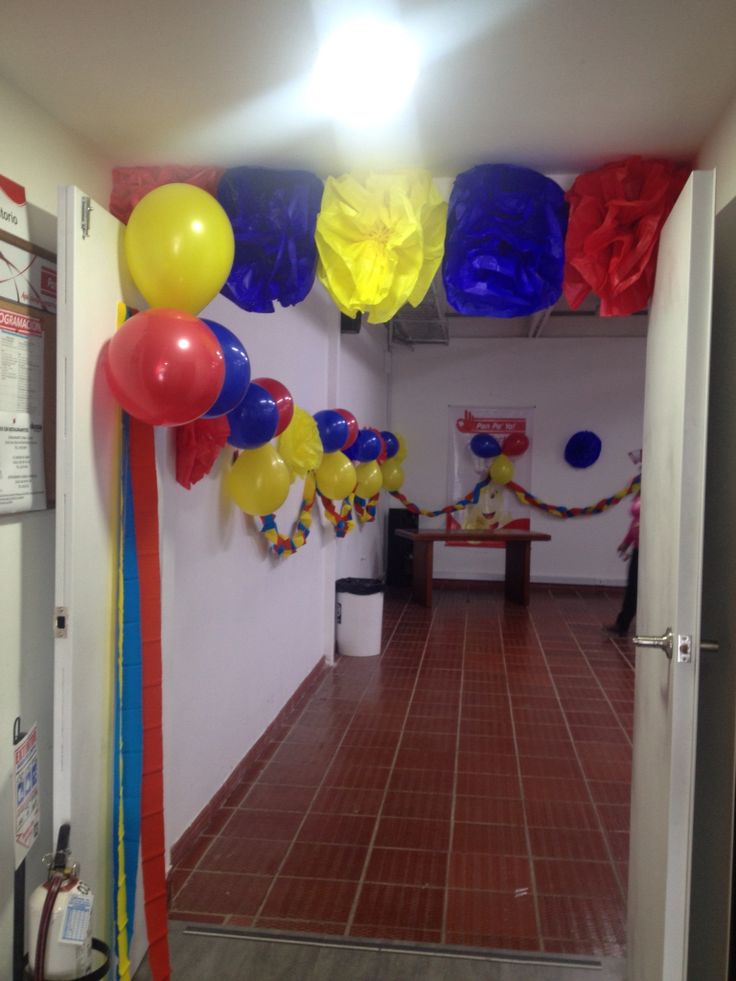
left=2, top=0, right=736, bottom=177
left=3, top=1, right=734, bottom=339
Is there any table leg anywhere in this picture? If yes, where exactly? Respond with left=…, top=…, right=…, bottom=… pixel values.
left=504, top=540, right=532, bottom=605
left=412, top=539, right=434, bottom=607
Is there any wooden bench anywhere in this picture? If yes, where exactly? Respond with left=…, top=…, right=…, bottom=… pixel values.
left=394, top=529, right=551, bottom=607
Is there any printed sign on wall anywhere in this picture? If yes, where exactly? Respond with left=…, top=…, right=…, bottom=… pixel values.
left=446, top=405, right=534, bottom=547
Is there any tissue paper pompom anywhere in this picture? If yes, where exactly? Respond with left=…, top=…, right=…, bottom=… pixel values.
left=442, top=164, right=568, bottom=318
left=110, top=165, right=224, bottom=224
left=278, top=406, right=324, bottom=477
left=217, top=167, right=323, bottom=313
left=563, top=156, right=690, bottom=317
left=315, top=170, right=447, bottom=325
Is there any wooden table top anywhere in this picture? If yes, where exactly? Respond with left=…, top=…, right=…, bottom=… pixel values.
left=395, top=529, right=552, bottom=543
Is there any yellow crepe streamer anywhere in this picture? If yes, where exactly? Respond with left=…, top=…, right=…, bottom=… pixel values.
left=278, top=406, right=324, bottom=477
left=315, top=171, right=447, bottom=324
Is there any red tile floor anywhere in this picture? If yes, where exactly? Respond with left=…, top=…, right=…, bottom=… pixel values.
left=169, top=585, right=634, bottom=957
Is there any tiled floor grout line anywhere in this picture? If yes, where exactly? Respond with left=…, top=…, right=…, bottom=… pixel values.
left=439, top=595, right=469, bottom=944
left=247, top=595, right=412, bottom=927
left=343, top=598, right=440, bottom=936
left=501, top=611, right=545, bottom=952
left=527, top=609, right=629, bottom=906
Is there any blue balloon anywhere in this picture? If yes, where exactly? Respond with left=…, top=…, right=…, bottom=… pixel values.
left=201, top=319, right=251, bottom=418
left=347, top=428, right=381, bottom=463
left=470, top=433, right=502, bottom=458
left=381, top=431, right=399, bottom=459
left=227, top=383, right=278, bottom=449
left=564, top=430, right=602, bottom=469
left=313, top=409, right=349, bottom=453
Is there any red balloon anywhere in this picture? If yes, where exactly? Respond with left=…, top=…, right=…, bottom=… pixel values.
left=103, top=308, right=224, bottom=426
left=503, top=432, right=530, bottom=457
left=253, top=377, right=294, bottom=437
left=335, top=408, right=359, bottom=450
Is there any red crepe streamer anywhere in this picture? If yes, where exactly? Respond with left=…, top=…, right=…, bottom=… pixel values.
left=110, top=165, right=225, bottom=224
left=128, top=417, right=171, bottom=981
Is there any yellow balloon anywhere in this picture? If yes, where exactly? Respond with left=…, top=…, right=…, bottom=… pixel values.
left=489, top=453, right=514, bottom=486
left=381, top=459, right=405, bottom=492
left=225, top=444, right=290, bottom=515
left=394, top=432, right=408, bottom=462
left=124, top=183, right=235, bottom=314
left=316, top=451, right=356, bottom=499
left=278, top=406, right=324, bottom=476
left=355, top=460, right=383, bottom=498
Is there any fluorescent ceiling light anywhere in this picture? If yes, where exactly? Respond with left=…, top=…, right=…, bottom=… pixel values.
left=309, top=18, right=419, bottom=128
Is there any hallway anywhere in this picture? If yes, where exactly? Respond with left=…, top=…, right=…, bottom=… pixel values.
left=167, top=586, right=632, bottom=957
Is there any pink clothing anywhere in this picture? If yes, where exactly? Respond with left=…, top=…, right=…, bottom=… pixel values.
left=621, top=494, right=640, bottom=551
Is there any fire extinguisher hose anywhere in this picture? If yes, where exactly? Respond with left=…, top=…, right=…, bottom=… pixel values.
left=33, top=875, right=63, bottom=981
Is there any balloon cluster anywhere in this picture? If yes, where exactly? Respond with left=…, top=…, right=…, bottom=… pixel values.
left=469, top=431, right=529, bottom=486
left=101, top=182, right=408, bottom=518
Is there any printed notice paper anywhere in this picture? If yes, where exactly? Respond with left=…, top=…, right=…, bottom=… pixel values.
left=0, top=306, right=46, bottom=512
left=14, top=723, right=40, bottom=869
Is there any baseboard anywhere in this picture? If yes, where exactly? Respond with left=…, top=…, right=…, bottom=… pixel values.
left=434, top=572, right=626, bottom=589
left=169, top=657, right=329, bottom=871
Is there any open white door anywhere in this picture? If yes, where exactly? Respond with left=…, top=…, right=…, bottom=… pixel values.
left=54, top=188, right=143, bottom=946
left=627, top=170, right=715, bottom=980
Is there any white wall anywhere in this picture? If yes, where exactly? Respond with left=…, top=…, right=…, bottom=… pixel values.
left=391, top=337, right=646, bottom=586
left=699, top=90, right=736, bottom=214
left=336, top=322, right=389, bottom=580
left=160, top=285, right=346, bottom=853
left=0, top=77, right=111, bottom=981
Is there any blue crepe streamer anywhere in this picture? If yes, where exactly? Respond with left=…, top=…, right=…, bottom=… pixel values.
left=113, top=414, right=143, bottom=953
left=442, top=164, right=568, bottom=318
left=217, top=166, right=324, bottom=313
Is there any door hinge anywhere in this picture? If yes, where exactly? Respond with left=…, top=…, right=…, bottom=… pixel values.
left=677, top=634, right=692, bottom=663
left=54, top=606, right=69, bottom=638
left=81, top=196, right=92, bottom=239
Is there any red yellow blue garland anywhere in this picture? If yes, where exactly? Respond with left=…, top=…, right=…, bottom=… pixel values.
left=258, top=474, right=317, bottom=556
left=508, top=475, right=640, bottom=517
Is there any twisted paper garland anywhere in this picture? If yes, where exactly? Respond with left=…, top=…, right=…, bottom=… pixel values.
left=389, top=477, right=491, bottom=516
left=507, top=476, right=640, bottom=518
left=258, top=474, right=317, bottom=555
left=319, top=493, right=355, bottom=538
left=354, top=493, right=379, bottom=523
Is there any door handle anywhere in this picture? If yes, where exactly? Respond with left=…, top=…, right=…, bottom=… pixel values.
left=633, top=628, right=673, bottom=659
left=633, top=629, right=720, bottom=662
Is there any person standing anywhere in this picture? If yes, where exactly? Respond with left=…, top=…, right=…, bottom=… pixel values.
left=605, top=488, right=640, bottom=637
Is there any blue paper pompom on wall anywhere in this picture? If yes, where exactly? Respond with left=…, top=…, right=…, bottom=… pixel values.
left=217, top=167, right=323, bottom=313
left=564, top=431, right=602, bottom=469
left=442, top=164, right=568, bottom=318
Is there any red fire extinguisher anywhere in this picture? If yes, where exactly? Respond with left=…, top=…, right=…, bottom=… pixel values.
left=26, top=824, right=110, bottom=981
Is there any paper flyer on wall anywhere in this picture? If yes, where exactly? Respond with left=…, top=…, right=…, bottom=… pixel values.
left=0, top=238, right=56, bottom=314
left=446, top=405, right=534, bottom=547
left=14, top=723, right=40, bottom=869
left=0, top=305, right=46, bottom=512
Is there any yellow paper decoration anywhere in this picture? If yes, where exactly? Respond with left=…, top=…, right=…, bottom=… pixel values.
left=277, top=406, right=324, bottom=477
left=315, top=171, right=447, bottom=325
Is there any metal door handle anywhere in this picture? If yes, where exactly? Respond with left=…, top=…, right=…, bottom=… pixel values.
left=633, top=628, right=673, bottom=659
left=633, top=629, right=720, bottom=662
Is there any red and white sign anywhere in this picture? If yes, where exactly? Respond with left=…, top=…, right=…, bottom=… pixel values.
left=446, top=405, right=534, bottom=547
left=0, top=174, right=29, bottom=241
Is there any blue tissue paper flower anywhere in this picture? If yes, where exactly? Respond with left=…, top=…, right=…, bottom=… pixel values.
left=442, top=164, right=568, bottom=318
left=217, top=167, right=324, bottom=313
left=565, top=431, right=602, bottom=469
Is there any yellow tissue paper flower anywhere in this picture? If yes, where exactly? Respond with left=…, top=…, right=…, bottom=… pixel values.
left=315, top=171, right=447, bottom=325
left=278, top=406, right=324, bottom=477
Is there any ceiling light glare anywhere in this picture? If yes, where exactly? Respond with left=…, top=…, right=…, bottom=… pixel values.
left=310, top=18, right=419, bottom=128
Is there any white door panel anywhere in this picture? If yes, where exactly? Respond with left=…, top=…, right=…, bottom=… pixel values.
left=627, top=171, right=715, bottom=980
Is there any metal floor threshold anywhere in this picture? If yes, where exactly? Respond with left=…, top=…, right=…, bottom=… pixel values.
left=183, top=925, right=603, bottom=971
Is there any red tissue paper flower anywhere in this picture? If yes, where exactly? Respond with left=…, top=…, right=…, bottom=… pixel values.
left=110, top=165, right=225, bottom=224
left=175, top=416, right=230, bottom=490
left=563, top=156, right=690, bottom=317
